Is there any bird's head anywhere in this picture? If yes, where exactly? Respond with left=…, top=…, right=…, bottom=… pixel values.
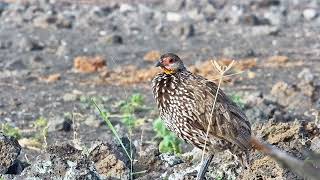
left=155, top=53, right=186, bottom=74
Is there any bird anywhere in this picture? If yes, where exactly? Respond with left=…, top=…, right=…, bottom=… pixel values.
left=152, top=53, right=252, bottom=179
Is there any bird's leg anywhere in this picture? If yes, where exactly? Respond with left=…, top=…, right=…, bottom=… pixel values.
left=196, top=154, right=214, bottom=180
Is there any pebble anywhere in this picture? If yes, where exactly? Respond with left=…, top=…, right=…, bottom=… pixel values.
left=297, top=68, right=314, bottom=83
left=18, top=37, right=44, bottom=52
left=303, top=8, right=318, bottom=20
left=159, top=153, right=183, bottom=167
left=48, top=116, right=73, bottom=132
left=62, top=93, right=79, bottom=102
left=166, top=12, right=183, bottom=22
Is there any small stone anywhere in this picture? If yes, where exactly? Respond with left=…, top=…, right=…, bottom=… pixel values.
left=0, top=133, right=22, bottom=174
left=103, top=34, right=123, bottom=44
left=0, top=2, right=8, bottom=15
left=33, top=15, right=56, bottom=29
left=251, top=26, right=280, bottom=36
left=0, top=40, right=12, bottom=49
left=63, top=93, right=79, bottom=102
left=310, top=137, right=320, bottom=153
left=239, top=14, right=270, bottom=26
left=264, top=8, right=285, bottom=25
left=20, top=143, right=100, bottom=179
left=164, top=0, right=185, bottom=11
left=119, top=3, right=136, bottom=13
left=297, top=68, right=314, bottom=83
left=303, top=8, right=318, bottom=20
left=84, top=115, right=100, bottom=128
left=48, top=116, right=73, bottom=132
left=166, top=12, right=182, bottom=22
left=159, top=153, right=183, bottom=167
left=5, top=59, right=26, bottom=70
left=56, top=14, right=73, bottom=29
left=18, top=37, right=44, bottom=52
left=172, top=23, right=195, bottom=39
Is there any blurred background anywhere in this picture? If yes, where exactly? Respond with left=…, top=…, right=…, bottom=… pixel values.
left=0, top=0, right=319, bottom=179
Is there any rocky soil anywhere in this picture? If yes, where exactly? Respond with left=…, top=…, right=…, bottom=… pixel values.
left=0, top=0, right=320, bottom=179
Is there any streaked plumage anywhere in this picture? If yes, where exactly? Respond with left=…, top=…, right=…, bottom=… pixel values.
left=152, top=53, right=252, bottom=166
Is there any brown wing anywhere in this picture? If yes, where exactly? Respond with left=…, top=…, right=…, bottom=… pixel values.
left=186, top=75, right=252, bottom=151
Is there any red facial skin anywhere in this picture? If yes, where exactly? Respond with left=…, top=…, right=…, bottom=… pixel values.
left=161, top=57, right=174, bottom=70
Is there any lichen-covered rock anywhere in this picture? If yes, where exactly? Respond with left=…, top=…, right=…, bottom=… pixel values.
left=0, top=132, right=21, bottom=174
left=18, top=143, right=100, bottom=179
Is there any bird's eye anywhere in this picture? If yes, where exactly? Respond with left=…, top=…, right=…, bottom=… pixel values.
left=169, top=59, right=174, bottom=63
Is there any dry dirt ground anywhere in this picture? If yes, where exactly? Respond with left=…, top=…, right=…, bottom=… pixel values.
left=0, top=0, right=320, bottom=179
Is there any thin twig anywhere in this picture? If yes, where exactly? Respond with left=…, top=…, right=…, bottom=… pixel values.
left=200, top=59, right=236, bottom=165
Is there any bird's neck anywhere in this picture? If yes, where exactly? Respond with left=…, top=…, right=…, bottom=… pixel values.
left=163, top=67, right=187, bottom=75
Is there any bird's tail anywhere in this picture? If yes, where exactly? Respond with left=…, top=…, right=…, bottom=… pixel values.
left=249, top=136, right=320, bottom=180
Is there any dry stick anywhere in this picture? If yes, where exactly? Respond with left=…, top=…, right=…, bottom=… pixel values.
left=201, top=60, right=235, bottom=163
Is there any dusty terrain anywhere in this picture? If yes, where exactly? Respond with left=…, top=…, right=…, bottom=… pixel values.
left=0, top=0, right=320, bottom=179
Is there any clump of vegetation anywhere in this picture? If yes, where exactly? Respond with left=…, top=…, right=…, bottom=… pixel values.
left=119, top=93, right=145, bottom=129
left=153, top=118, right=182, bottom=154
left=33, top=117, right=48, bottom=144
left=1, top=123, right=22, bottom=139
left=230, top=93, right=245, bottom=109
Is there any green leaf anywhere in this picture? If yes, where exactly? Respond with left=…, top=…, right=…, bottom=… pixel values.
left=153, top=118, right=182, bottom=154
left=1, top=123, right=22, bottom=140
left=230, top=93, right=245, bottom=109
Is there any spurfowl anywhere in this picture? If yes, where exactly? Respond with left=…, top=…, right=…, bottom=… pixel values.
left=152, top=53, right=252, bottom=179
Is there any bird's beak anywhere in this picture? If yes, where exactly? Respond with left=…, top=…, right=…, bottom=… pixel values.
left=155, top=60, right=161, bottom=67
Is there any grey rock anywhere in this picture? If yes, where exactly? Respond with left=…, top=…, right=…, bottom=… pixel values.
left=19, top=143, right=101, bottom=179
left=160, top=153, right=183, bottom=167
left=166, top=12, right=183, bottom=22
left=297, top=68, right=314, bottom=83
left=84, top=115, right=100, bottom=128
left=100, top=34, right=123, bottom=45
left=164, top=0, right=185, bottom=11
left=0, top=2, right=8, bottom=15
left=264, top=7, right=285, bottom=25
left=239, top=14, right=270, bottom=26
left=223, top=47, right=255, bottom=58
left=0, top=132, right=22, bottom=174
left=48, top=116, right=72, bottom=132
left=310, top=137, right=320, bottom=153
left=303, top=8, right=318, bottom=20
left=92, top=5, right=114, bottom=17
left=18, top=37, right=44, bottom=52
left=63, top=93, right=79, bottom=102
left=270, top=81, right=312, bottom=112
left=119, top=3, right=136, bottom=13
left=0, top=40, right=12, bottom=49
left=172, top=23, right=195, bottom=39
left=287, top=10, right=302, bottom=25
left=5, top=59, right=26, bottom=70
left=56, top=14, right=73, bottom=29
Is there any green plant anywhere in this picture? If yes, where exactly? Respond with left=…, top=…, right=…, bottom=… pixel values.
left=33, top=117, right=48, bottom=145
left=120, top=93, right=145, bottom=128
left=153, top=118, right=182, bottom=154
left=1, top=123, right=22, bottom=139
left=120, top=93, right=144, bottom=113
left=230, top=93, right=245, bottom=109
